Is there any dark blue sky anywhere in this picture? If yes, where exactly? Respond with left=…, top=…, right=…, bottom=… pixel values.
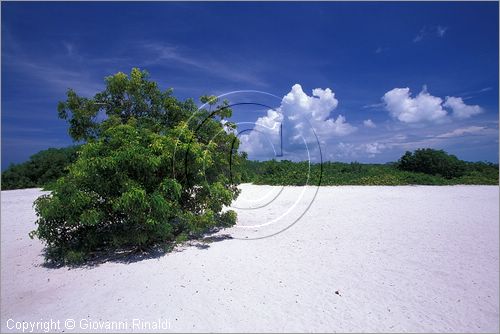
left=2, top=2, right=498, bottom=169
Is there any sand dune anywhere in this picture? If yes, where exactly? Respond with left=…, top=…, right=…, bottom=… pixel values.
left=1, top=185, right=498, bottom=332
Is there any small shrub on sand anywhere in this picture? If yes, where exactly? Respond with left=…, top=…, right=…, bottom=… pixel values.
left=30, top=69, right=245, bottom=264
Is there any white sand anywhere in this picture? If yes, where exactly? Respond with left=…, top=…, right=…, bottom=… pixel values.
left=1, top=185, right=498, bottom=333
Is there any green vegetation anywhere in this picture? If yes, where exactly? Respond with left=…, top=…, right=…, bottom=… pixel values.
left=1, top=146, right=80, bottom=190
left=242, top=152, right=498, bottom=186
left=27, top=68, right=245, bottom=264
left=397, top=148, right=466, bottom=179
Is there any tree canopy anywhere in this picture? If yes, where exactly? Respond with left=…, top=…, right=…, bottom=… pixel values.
left=31, top=68, right=245, bottom=264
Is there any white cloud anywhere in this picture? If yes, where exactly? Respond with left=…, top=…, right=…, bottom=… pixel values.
left=382, top=86, right=483, bottom=124
left=363, top=119, right=376, bottom=128
left=382, top=87, right=448, bottom=123
left=324, top=114, right=357, bottom=136
left=239, top=84, right=356, bottom=160
left=335, top=142, right=356, bottom=158
left=331, top=141, right=388, bottom=159
left=443, top=96, right=482, bottom=119
left=364, top=142, right=386, bottom=156
left=282, top=84, right=338, bottom=122
left=435, top=126, right=487, bottom=138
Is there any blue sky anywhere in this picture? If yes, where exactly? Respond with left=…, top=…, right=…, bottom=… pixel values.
left=2, top=1, right=498, bottom=169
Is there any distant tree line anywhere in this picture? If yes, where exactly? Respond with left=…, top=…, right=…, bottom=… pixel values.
left=242, top=149, right=498, bottom=186
left=2, top=147, right=498, bottom=190
left=2, top=146, right=80, bottom=190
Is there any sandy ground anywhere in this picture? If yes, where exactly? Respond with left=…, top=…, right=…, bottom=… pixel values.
left=1, top=185, right=498, bottom=333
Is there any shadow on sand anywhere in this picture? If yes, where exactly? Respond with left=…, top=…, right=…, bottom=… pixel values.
left=42, top=233, right=234, bottom=269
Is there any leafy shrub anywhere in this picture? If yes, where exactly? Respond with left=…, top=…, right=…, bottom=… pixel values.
left=30, top=69, right=245, bottom=264
left=397, top=148, right=466, bottom=179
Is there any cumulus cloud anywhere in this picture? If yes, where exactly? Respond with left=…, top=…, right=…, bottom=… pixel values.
left=382, top=86, right=482, bottom=124
left=363, top=119, right=376, bottom=128
left=382, top=87, right=447, bottom=123
left=239, top=84, right=356, bottom=160
left=443, top=96, right=482, bottom=119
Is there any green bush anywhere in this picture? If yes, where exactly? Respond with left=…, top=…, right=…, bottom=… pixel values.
left=30, top=69, right=245, bottom=264
left=397, top=148, right=466, bottom=179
